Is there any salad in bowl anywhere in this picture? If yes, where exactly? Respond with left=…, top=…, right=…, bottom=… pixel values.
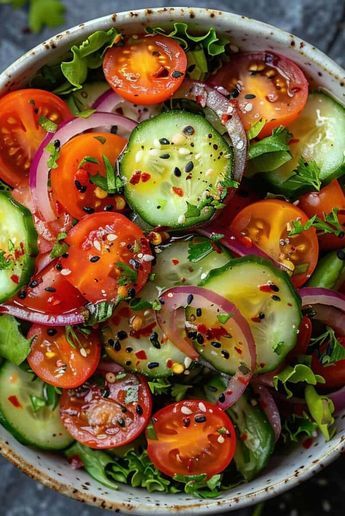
left=0, top=8, right=344, bottom=509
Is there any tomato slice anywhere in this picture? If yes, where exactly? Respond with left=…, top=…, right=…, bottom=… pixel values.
left=0, top=89, right=71, bottom=187
left=61, top=212, right=152, bottom=303
left=311, top=336, right=345, bottom=390
left=11, top=260, right=86, bottom=314
left=209, top=52, right=308, bottom=138
left=103, top=35, right=187, bottom=105
left=299, top=180, right=345, bottom=251
left=51, top=132, right=127, bottom=220
left=60, top=371, right=152, bottom=448
left=230, top=199, right=319, bottom=287
left=27, top=325, right=101, bottom=388
left=147, top=400, right=236, bottom=477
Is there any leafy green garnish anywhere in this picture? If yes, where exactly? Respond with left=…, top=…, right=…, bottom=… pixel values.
left=272, top=341, right=284, bottom=355
left=220, top=177, right=240, bottom=189
left=281, top=414, right=318, bottom=443
left=42, top=383, right=61, bottom=410
left=305, top=385, right=335, bottom=441
left=247, top=126, right=292, bottom=174
left=45, top=141, right=60, bottom=169
left=0, top=315, right=31, bottom=365
left=129, top=298, right=153, bottom=312
left=116, top=262, right=137, bottom=287
left=170, top=383, right=192, bottom=402
left=217, top=313, right=232, bottom=324
left=188, top=238, right=214, bottom=262
left=29, top=394, right=46, bottom=412
left=288, top=208, right=344, bottom=238
left=273, top=363, right=325, bottom=399
left=38, top=115, right=58, bottom=133
left=64, top=325, right=82, bottom=350
left=185, top=202, right=201, bottom=219
left=286, top=159, right=322, bottom=192
left=89, top=155, right=124, bottom=194
left=60, top=29, right=121, bottom=92
left=148, top=378, right=171, bottom=396
left=50, top=231, right=68, bottom=259
left=173, top=473, right=222, bottom=498
left=186, top=47, right=208, bottom=81
left=86, top=301, right=114, bottom=325
left=309, top=326, right=345, bottom=366
left=1, top=0, right=65, bottom=34
left=79, top=156, right=99, bottom=167
left=247, top=118, right=266, bottom=140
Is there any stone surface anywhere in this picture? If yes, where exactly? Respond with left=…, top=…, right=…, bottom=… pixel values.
left=0, top=0, right=344, bottom=515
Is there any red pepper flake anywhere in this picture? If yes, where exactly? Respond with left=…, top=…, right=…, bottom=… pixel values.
left=131, top=321, right=156, bottom=338
left=289, top=138, right=300, bottom=144
left=172, top=259, right=179, bottom=265
left=135, top=350, right=147, bottom=360
left=172, top=186, right=184, bottom=197
left=251, top=316, right=262, bottom=323
left=206, top=326, right=228, bottom=340
left=141, top=172, right=151, bottom=183
left=302, top=437, right=313, bottom=449
left=129, top=171, right=142, bottom=185
left=234, top=346, right=242, bottom=355
left=8, top=395, right=21, bottom=408
left=167, top=359, right=173, bottom=368
left=240, top=432, right=248, bottom=441
left=221, top=113, right=231, bottom=124
left=238, top=376, right=249, bottom=385
left=10, top=275, right=19, bottom=284
left=259, top=284, right=273, bottom=293
left=197, top=324, right=208, bottom=335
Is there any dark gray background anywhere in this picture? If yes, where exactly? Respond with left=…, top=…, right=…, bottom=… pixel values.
left=0, top=1, right=344, bottom=514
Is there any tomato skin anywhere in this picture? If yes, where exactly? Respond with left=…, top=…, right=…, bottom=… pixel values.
left=209, top=52, right=308, bottom=138
left=27, top=325, right=101, bottom=388
left=147, top=400, right=236, bottom=478
left=11, top=261, right=86, bottom=314
left=311, top=336, right=345, bottom=390
left=51, top=132, right=127, bottom=220
left=61, top=212, right=151, bottom=303
left=103, top=35, right=187, bottom=105
left=299, top=180, right=345, bottom=251
left=0, top=89, right=71, bottom=187
left=230, top=199, right=319, bottom=287
left=60, top=372, right=152, bottom=449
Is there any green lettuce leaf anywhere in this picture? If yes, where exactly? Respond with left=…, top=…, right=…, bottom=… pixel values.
left=305, top=385, right=335, bottom=441
left=173, top=473, right=222, bottom=498
left=273, top=363, right=325, bottom=399
left=0, top=315, right=31, bottom=365
left=281, top=414, right=318, bottom=443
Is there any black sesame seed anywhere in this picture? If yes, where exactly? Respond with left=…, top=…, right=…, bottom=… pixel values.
left=101, top=387, right=110, bottom=398
left=183, top=417, right=191, bottom=427
left=126, top=347, right=133, bottom=353
left=29, top=280, right=39, bottom=288
left=208, top=133, right=213, bottom=138
left=117, top=418, right=126, bottom=427
left=183, top=125, right=195, bottom=135
left=185, top=161, right=194, bottom=173
left=53, top=139, right=60, bottom=149
left=173, top=167, right=182, bottom=177
left=104, top=204, right=114, bottom=211
left=211, top=341, right=221, bottom=348
left=172, top=70, right=184, bottom=78
left=150, top=332, right=161, bottom=349
left=259, top=312, right=265, bottom=320
left=159, top=138, right=170, bottom=145
left=128, top=288, right=136, bottom=298
left=117, top=330, right=128, bottom=340
left=18, top=290, right=26, bottom=299
left=213, top=144, right=219, bottom=150
left=231, top=88, right=240, bottom=98
left=196, top=308, right=202, bottom=317
left=147, top=362, right=159, bottom=369
left=62, top=253, right=69, bottom=258
left=129, top=259, right=140, bottom=270
left=196, top=333, right=204, bottom=345
left=55, top=263, right=63, bottom=271
left=245, top=93, right=256, bottom=99
left=107, top=338, right=115, bottom=346
left=272, top=295, right=281, bottom=301
left=221, top=350, right=230, bottom=359
left=121, top=406, right=128, bottom=413
left=270, top=284, right=280, bottom=292
left=114, top=341, right=121, bottom=351
left=47, top=328, right=57, bottom=336
left=195, top=415, right=206, bottom=423
left=136, top=404, right=143, bottom=415
left=74, top=180, right=87, bottom=193
left=219, top=393, right=225, bottom=403
left=187, top=294, right=194, bottom=305
left=125, top=360, right=132, bottom=366
left=337, top=249, right=345, bottom=260
left=160, top=153, right=170, bottom=159
left=187, top=331, right=197, bottom=339
left=110, top=125, right=118, bottom=134
left=83, top=206, right=95, bottom=214
left=90, top=256, right=100, bottom=263
left=44, top=286, right=56, bottom=292
left=187, top=64, right=196, bottom=73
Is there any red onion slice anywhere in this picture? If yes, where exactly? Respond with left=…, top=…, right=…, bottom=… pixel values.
left=299, top=287, right=345, bottom=336
left=0, top=303, right=88, bottom=326
left=156, top=285, right=256, bottom=409
left=30, top=112, right=137, bottom=222
left=253, top=383, right=282, bottom=441
left=93, top=89, right=160, bottom=123
left=92, top=89, right=121, bottom=111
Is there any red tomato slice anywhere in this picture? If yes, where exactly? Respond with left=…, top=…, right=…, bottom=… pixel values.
left=299, top=180, right=345, bottom=251
left=60, top=371, right=152, bottom=449
left=12, top=261, right=86, bottom=314
left=0, top=89, right=71, bottom=187
left=103, top=35, right=187, bottom=105
left=61, top=212, right=151, bottom=303
left=27, top=325, right=101, bottom=388
left=51, top=132, right=127, bottom=220
left=230, top=199, right=319, bottom=287
left=311, top=336, right=345, bottom=390
left=147, top=400, right=236, bottom=478
left=209, top=52, right=308, bottom=138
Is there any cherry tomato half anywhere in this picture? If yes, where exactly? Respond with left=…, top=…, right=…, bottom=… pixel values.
left=12, top=261, right=86, bottom=314
left=209, top=52, right=308, bottom=138
left=299, top=180, right=345, bottom=251
left=51, top=132, right=127, bottom=220
left=0, top=89, right=71, bottom=187
left=230, top=199, right=319, bottom=287
left=311, top=336, right=345, bottom=390
left=61, top=212, right=152, bottom=303
left=147, top=400, right=236, bottom=478
left=27, top=325, right=101, bottom=389
left=60, top=371, right=152, bottom=449
left=103, top=35, right=187, bottom=105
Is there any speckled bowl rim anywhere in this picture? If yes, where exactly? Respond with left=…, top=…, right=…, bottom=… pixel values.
left=0, top=6, right=344, bottom=515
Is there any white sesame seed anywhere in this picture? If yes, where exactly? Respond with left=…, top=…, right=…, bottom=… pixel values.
left=80, top=348, right=87, bottom=358
left=171, top=133, right=186, bottom=145
left=178, top=147, right=190, bottom=155
left=167, top=292, right=173, bottom=298
left=137, top=253, right=143, bottom=258
left=217, top=435, right=225, bottom=444
left=107, top=233, right=117, bottom=241
left=184, top=369, right=190, bottom=375
left=184, top=357, right=192, bottom=369
left=142, top=254, right=155, bottom=262
left=198, top=402, right=207, bottom=412
left=244, top=102, right=253, bottom=112
left=194, top=153, right=201, bottom=160
left=135, top=150, right=143, bottom=163
left=105, top=372, right=116, bottom=384
left=97, top=434, right=107, bottom=440
left=178, top=214, right=186, bottom=224
left=93, top=240, right=101, bottom=251
left=236, top=140, right=244, bottom=150
left=60, top=268, right=71, bottom=276
left=205, top=168, right=213, bottom=176
left=200, top=273, right=207, bottom=280
left=153, top=138, right=161, bottom=148
left=181, top=406, right=192, bottom=415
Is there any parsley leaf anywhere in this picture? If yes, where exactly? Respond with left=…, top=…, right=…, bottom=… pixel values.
left=64, top=325, right=82, bottom=349
left=272, top=341, right=284, bottom=355
left=85, top=301, right=114, bottom=325
left=286, top=159, right=322, bottom=192
left=45, top=141, right=60, bottom=169
left=220, top=177, right=240, bottom=189
left=187, top=238, right=215, bottom=262
left=79, top=156, right=99, bottom=167
left=29, top=395, right=46, bottom=413
left=170, top=383, right=192, bottom=401
left=38, top=115, right=57, bottom=133
left=148, top=378, right=172, bottom=396
left=173, top=473, right=222, bottom=498
left=50, top=231, right=68, bottom=259
left=273, top=363, right=325, bottom=399
left=0, top=315, right=31, bottom=365
left=247, top=118, right=266, bottom=140
left=288, top=208, right=344, bottom=238
left=116, top=262, right=137, bottom=286
left=89, top=155, right=124, bottom=194
left=309, top=326, right=345, bottom=366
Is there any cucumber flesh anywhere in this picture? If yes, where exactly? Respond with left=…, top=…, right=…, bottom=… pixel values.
left=0, top=362, right=73, bottom=450
left=266, top=92, right=345, bottom=195
left=120, top=110, right=233, bottom=229
left=0, top=193, right=38, bottom=302
left=202, top=256, right=301, bottom=373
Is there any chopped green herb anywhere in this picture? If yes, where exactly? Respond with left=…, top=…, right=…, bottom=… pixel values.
left=64, top=325, right=81, bottom=349
left=50, top=231, right=69, bottom=259
left=116, top=262, right=138, bottom=286
left=0, top=250, right=13, bottom=270
left=272, top=341, right=284, bottom=355
left=38, top=115, right=58, bottom=133
left=188, top=238, right=214, bottom=262
left=77, top=108, right=96, bottom=119
left=288, top=208, right=344, bottom=237
left=247, top=118, right=266, bottom=140
left=287, top=159, right=322, bottom=192
left=185, top=202, right=201, bottom=219
left=79, top=156, right=99, bottom=168
left=30, top=394, right=46, bottom=412
left=217, top=313, right=232, bottom=324
left=309, top=326, right=345, bottom=366
left=45, top=142, right=60, bottom=169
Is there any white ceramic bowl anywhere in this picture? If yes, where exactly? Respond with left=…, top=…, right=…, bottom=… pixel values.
left=0, top=7, right=344, bottom=514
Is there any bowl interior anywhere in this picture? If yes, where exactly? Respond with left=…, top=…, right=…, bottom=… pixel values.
left=0, top=7, right=345, bottom=515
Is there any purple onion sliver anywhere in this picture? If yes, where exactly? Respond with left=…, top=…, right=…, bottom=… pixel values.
left=0, top=303, right=87, bottom=326
left=253, top=382, right=282, bottom=441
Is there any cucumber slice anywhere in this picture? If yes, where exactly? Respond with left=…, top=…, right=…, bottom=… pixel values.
left=120, top=110, right=233, bottom=229
left=0, top=192, right=38, bottom=303
left=266, top=93, right=345, bottom=195
left=0, top=362, right=73, bottom=450
left=202, top=256, right=301, bottom=373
